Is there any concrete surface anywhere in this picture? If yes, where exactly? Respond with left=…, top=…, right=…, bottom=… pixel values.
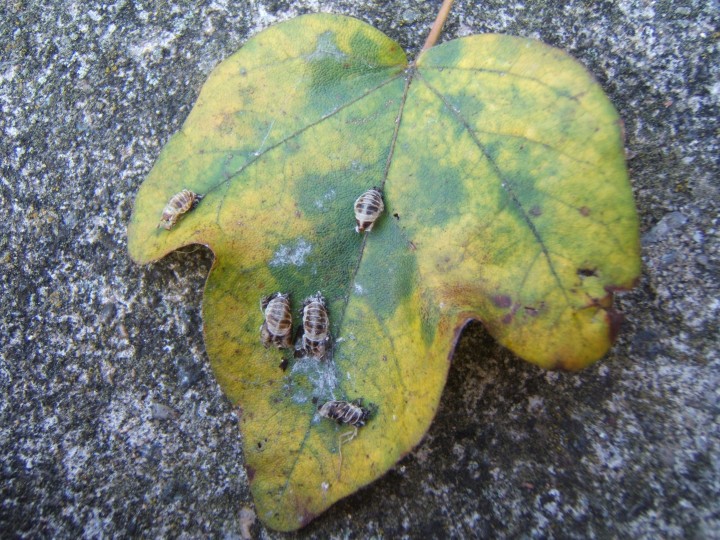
left=1, top=0, right=718, bottom=537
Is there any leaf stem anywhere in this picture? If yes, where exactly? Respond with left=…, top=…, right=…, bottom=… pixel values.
left=420, top=0, right=455, bottom=52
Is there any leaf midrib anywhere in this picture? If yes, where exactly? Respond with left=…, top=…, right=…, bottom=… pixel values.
left=274, top=67, right=414, bottom=503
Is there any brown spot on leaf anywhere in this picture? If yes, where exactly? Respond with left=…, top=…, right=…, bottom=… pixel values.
left=442, top=284, right=489, bottom=314
left=492, top=295, right=512, bottom=308
left=529, top=205, right=542, bottom=217
left=524, top=306, right=539, bottom=316
left=246, top=465, right=255, bottom=481
left=579, top=206, right=591, bottom=216
left=605, top=275, right=640, bottom=293
left=502, top=313, right=513, bottom=324
left=597, top=293, right=613, bottom=309
left=393, top=212, right=400, bottom=220
left=577, top=268, right=597, bottom=277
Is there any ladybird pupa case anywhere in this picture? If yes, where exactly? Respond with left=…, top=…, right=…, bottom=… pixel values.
left=260, top=292, right=293, bottom=349
left=353, top=188, right=384, bottom=233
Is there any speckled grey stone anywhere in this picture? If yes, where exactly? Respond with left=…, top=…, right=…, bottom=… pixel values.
left=1, top=0, right=718, bottom=537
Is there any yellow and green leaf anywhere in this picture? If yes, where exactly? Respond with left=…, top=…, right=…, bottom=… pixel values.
left=128, top=14, right=640, bottom=531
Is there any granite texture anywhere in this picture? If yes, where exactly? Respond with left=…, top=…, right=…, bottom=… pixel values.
left=1, top=0, right=718, bottom=537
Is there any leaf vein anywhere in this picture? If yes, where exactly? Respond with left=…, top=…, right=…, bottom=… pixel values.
left=532, top=189, right=634, bottom=258
left=471, top=127, right=599, bottom=168
left=334, top=69, right=415, bottom=335
left=420, top=64, right=588, bottom=106
left=416, top=71, right=571, bottom=306
left=204, top=71, right=405, bottom=226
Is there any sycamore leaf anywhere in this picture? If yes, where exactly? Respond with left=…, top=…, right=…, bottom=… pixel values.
left=128, top=14, right=640, bottom=531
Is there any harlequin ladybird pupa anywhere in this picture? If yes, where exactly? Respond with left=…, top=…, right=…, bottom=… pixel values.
left=158, top=189, right=203, bottom=230
left=299, top=292, right=330, bottom=359
left=260, top=292, right=293, bottom=349
left=354, top=187, right=384, bottom=233
left=319, top=399, right=372, bottom=477
left=318, top=399, right=370, bottom=428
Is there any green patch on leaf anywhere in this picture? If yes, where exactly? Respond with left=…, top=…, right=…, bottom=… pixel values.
left=128, top=14, right=640, bottom=531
